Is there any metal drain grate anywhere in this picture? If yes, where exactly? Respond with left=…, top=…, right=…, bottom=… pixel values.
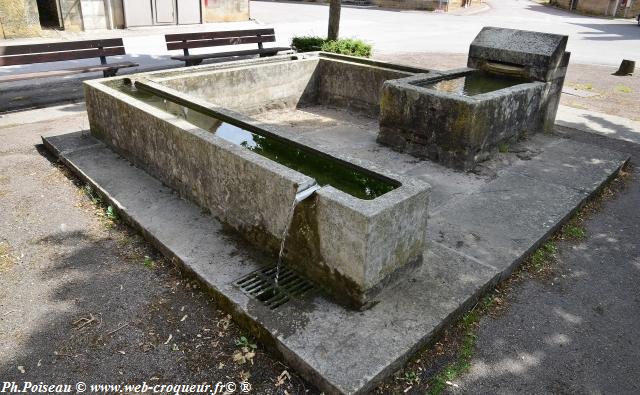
left=234, top=265, right=315, bottom=310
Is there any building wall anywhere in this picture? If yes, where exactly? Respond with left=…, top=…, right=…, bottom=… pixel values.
left=552, top=0, right=572, bottom=8
left=576, top=0, right=613, bottom=15
left=371, top=0, right=481, bottom=10
left=203, top=0, right=249, bottom=22
left=551, top=0, right=639, bottom=17
left=0, top=0, right=41, bottom=38
left=110, top=0, right=124, bottom=28
left=80, top=0, right=107, bottom=30
left=619, top=0, right=639, bottom=17
left=59, top=0, right=84, bottom=31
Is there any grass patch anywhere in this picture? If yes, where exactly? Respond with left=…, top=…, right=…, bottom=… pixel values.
left=291, top=36, right=372, bottom=57
left=498, top=142, right=509, bottom=153
left=563, top=223, right=586, bottom=240
left=426, top=294, right=495, bottom=394
left=615, top=85, right=632, bottom=94
left=143, top=255, right=155, bottom=269
left=0, top=243, right=14, bottom=272
left=571, top=82, right=593, bottom=91
left=106, top=205, right=119, bottom=221
left=82, top=184, right=119, bottom=228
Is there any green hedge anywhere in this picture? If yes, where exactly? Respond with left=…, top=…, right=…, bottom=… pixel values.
left=291, top=36, right=327, bottom=52
left=291, top=36, right=372, bottom=58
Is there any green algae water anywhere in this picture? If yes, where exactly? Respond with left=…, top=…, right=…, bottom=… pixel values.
left=104, top=79, right=397, bottom=200
left=423, top=72, right=530, bottom=97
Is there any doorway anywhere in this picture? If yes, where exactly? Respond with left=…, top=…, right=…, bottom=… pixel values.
left=36, top=0, right=63, bottom=29
left=123, top=0, right=201, bottom=27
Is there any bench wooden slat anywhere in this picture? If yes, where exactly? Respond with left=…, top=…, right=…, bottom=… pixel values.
left=0, top=47, right=126, bottom=67
left=167, top=35, right=275, bottom=51
left=0, top=61, right=137, bottom=83
left=171, top=47, right=291, bottom=62
left=165, top=28, right=275, bottom=43
left=0, top=39, right=125, bottom=56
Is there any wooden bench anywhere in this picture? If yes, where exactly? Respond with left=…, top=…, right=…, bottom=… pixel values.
left=166, top=28, right=292, bottom=67
left=0, top=39, right=138, bottom=83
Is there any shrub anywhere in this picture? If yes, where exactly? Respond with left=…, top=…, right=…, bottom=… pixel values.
left=291, top=36, right=327, bottom=52
left=291, top=36, right=372, bottom=58
left=321, top=38, right=372, bottom=58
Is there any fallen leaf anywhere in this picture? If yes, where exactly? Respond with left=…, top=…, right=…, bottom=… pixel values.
left=275, top=370, right=290, bottom=387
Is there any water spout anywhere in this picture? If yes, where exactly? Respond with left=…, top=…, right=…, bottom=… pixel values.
left=275, top=182, right=321, bottom=286
left=295, top=183, right=321, bottom=203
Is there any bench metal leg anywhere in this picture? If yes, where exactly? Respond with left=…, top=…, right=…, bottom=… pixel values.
left=103, top=69, right=118, bottom=78
left=185, top=59, right=203, bottom=67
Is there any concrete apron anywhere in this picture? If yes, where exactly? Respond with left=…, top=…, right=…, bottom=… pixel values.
left=42, top=130, right=629, bottom=395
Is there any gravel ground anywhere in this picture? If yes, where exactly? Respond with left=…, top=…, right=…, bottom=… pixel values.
left=0, top=116, right=314, bottom=394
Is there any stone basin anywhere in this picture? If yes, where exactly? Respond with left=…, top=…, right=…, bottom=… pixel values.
left=83, top=53, right=433, bottom=309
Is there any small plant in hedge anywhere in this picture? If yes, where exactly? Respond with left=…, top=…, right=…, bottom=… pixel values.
left=291, top=36, right=327, bottom=52
left=321, top=38, right=371, bottom=57
left=291, top=36, right=372, bottom=58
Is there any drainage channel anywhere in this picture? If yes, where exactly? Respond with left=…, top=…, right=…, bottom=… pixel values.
left=234, top=265, right=316, bottom=310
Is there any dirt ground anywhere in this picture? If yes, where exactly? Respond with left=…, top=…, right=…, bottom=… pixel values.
left=375, top=53, right=640, bottom=121
left=0, top=114, right=315, bottom=394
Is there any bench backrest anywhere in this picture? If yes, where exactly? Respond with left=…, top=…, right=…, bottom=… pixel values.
left=0, top=39, right=126, bottom=67
left=165, top=29, right=276, bottom=54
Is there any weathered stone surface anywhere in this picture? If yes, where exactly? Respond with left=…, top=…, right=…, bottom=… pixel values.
left=159, top=53, right=419, bottom=117
left=467, top=26, right=569, bottom=82
left=160, top=57, right=321, bottom=115
left=378, top=70, right=547, bottom=170
left=556, top=105, right=640, bottom=145
left=377, top=27, right=570, bottom=170
left=84, top=79, right=315, bottom=246
left=0, top=0, right=41, bottom=38
left=315, top=57, right=414, bottom=116
left=83, top=55, right=432, bottom=308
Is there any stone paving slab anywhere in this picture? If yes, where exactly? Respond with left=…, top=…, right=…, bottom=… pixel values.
left=429, top=172, right=586, bottom=271
left=556, top=105, right=640, bottom=145
left=43, top=131, right=628, bottom=394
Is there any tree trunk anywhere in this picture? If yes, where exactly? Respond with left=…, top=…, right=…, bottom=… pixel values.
left=328, top=0, right=341, bottom=41
left=614, top=59, right=635, bottom=76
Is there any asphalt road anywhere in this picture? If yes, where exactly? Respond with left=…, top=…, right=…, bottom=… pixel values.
left=251, top=0, right=640, bottom=65
left=451, top=130, right=640, bottom=394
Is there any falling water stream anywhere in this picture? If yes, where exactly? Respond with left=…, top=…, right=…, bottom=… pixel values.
left=275, top=199, right=298, bottom=286
left=275, top=183, right=321, bottom=286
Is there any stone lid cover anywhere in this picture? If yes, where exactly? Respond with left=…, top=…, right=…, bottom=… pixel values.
left=468, top=26, right=568, bottom=81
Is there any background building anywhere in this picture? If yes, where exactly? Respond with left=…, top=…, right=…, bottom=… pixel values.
left=0, top=0, right=250, bottom=39
left=551, top=0, right=639, bottom=17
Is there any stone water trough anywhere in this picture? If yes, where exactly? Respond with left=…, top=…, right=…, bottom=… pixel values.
left=378, top=27, right=570, bottom=170
left=84, top=53, right=433, bottom=309
left=44, top=27, right=630, bottom=395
